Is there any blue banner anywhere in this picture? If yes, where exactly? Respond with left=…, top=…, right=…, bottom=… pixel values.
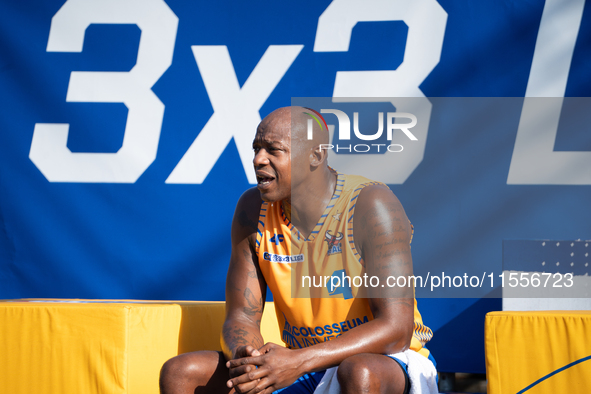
left=1, top=0, right=590, bottom=372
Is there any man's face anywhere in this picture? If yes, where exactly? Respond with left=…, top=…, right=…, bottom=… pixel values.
left=253, top=120, right=292, bottom=202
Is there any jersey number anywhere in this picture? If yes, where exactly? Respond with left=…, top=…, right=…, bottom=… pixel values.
left=328, top=269, right=353, bottom=300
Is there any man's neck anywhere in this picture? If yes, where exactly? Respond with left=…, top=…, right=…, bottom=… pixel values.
left=283, top=167, right=337, bottom=239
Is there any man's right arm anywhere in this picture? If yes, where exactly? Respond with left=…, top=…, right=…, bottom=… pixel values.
left=221, top=187, right=267, bottom=362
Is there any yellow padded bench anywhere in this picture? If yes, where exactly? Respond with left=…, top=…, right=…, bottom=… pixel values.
left=485, top=311, right=591, bottom=394
left=0, top=300, right=282, bottom=394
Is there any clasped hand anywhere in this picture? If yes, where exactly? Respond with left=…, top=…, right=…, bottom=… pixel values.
left=226, top=343, right=304, bottom=394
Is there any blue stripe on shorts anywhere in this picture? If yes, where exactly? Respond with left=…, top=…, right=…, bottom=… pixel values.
left=387, top=355, right=409, bottom=374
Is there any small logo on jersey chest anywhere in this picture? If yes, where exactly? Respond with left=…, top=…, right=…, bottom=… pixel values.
left=270, top=233, right=285, bottom=245
left=324, top=230, right=343, bottom=255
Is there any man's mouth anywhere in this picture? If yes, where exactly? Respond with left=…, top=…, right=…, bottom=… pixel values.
left=256, top=173, right=276, bottom=187
left=257, top=176, right=275, bottom=186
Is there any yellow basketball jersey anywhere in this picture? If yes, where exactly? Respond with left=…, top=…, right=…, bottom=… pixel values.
left=256, top=171, right=433, bottom=357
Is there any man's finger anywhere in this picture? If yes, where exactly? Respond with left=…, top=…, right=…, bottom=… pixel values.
left=257, top=342, right=280, bottom=353
left=247, top=376, right=272, bottom=394
left=226, top=368, right=266, bottom=388
left=227, top=364, right=253, bottom=379
left=229, top=378, right=259, bottom=394
left=238, top=345, right=255, bottom=357
left=260, top=385, right=276, bottom=394
left=227, top=355, right=264, bottom=369
left=231, top=345, right=262, bottom=366
left=245, top=345, right=262, bottom=357
left=238, top=377, right=272, bottom=394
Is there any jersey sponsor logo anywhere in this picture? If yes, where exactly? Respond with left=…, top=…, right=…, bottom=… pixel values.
left=263, top=252, right=304, bottom=263
left=324, top=230, right=343, bottom=255
left=282, top=314, right=370, bottom=349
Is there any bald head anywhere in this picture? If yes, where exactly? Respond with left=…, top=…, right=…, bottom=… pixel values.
left=253, top=106, right=334, bottom=203
left=258, top=106, right=329, bottom=156
left=290, top=106, right=329, bottom=149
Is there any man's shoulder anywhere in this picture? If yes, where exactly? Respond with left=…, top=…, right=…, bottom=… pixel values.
left=236, top=187, right=264, bottom=210
left=232, top=187, right=264, bottom=235
left=340, top=172, right=387, bottom=193
left=338, top=172, right=395, bottom=203
left=343, top=174, right=406, bottom=225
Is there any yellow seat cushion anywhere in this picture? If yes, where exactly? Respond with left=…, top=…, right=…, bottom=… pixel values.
left=0, top=299, right=282, bottom=394
left=485, top=310, right=591, bottom=394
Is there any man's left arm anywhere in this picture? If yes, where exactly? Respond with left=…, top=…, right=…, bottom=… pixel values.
left=226, top=184, right=415, bottom=393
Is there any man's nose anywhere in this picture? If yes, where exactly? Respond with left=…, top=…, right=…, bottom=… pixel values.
left=253, top=149, right=269, bottom=167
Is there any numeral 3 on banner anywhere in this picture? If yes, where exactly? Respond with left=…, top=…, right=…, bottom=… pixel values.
left=30, top=0, right=178, bottom=182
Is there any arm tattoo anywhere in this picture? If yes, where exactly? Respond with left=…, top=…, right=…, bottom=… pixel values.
left=222, top=324, right=264, bottom=354
left=243, top=287, right=263, bottom=317
left=242, top=249, right=258, bottom=279
left=360, top=201, right=413, bottom=294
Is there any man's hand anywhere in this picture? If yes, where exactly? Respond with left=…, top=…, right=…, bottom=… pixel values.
left=228, top=345, right=261, bottom=379
left=226, top=343, right=305, bottom=394
left=224, top=345, right=263, bottom=393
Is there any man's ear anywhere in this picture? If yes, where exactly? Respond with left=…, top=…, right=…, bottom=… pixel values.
left=310, top=144, right=328, bottom=168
